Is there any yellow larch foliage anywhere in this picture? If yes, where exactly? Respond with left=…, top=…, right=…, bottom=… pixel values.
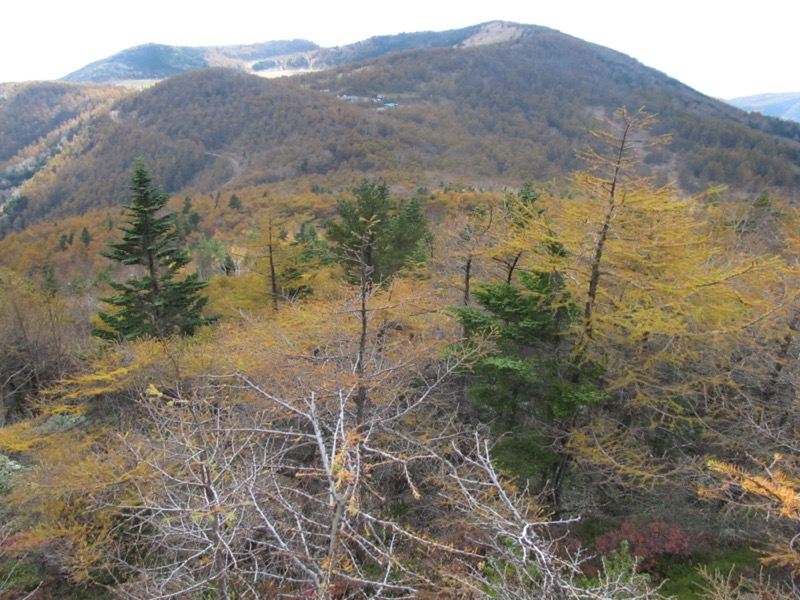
left=493, top=108, right=789, bottom=490
left=706, top=458, right=800, bottom=574
left=3, top=425, right=144, bottom=582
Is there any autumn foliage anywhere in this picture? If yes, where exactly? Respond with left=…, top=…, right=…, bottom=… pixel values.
left=2, top=108, right=800, bottom=598
left=595, top=521, right=699, bottom=572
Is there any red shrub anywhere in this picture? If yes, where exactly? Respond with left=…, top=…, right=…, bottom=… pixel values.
left=595, top=521, right=697, bottom=571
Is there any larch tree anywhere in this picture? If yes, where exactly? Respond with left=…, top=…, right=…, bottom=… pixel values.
left=94, top=159, right=218, bottom=341
left=433, top=197, right=503, bottom=309
left=252, top=210, right=323, bottom=311
left=547, top=110, right=774, bottom=363
left=548, top=110, right=782, bottom=488
left=696, top=197, right=800, bottom=587
left=460, top=108, right=785, bottom=511
left=0, top=269, right=78, bottom=423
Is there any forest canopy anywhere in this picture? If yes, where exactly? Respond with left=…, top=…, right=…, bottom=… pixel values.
left=0, top=108, right=798, bottom=598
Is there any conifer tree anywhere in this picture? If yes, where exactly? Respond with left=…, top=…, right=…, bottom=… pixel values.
left=94, top=159, right=217, bottom=341
left=452, top=186, right=601, bottom=511
left=326, top=179, right=430, bottom=284
left=79, top=226, right=92, bottom=247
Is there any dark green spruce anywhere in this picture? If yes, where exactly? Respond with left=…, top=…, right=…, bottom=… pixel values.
left=325, top=179, right=431, bottom=285
left=94, top=159, right=218, bottom=341
left=452, top=186, right=605, bottom=513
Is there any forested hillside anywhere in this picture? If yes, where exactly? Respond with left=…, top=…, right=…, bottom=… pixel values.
left=5, top=24, right=800, bottom=239
left=1, top=22, right=800, bottom=599
left=302, top=28, right=800, bottom=193
left=0, top=82, right=127, bottom=218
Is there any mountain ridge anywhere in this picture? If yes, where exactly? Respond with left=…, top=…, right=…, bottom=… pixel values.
left=2, top=21, right=800, bottom=239
left=727, top=92, right=800, bottom=122
left=59, top=19, right=800, bottom=125
left=60, top=22, right=552, bottom=85
left=63, top=39, right=320, bottom=84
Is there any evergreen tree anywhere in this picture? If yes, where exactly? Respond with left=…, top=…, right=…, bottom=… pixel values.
left=94, top=159, right=217, bottom=341
left=453, top=188, right=603, bottom=511
left=79, top=226, right=92, bottom=247
left=326, top=179, right=430, bottom=284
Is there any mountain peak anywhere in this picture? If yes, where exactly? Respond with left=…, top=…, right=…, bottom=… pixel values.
left=459, top=21, right=530, bottom=47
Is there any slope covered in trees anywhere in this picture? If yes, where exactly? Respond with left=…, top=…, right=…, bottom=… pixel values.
left=302, top=27, right=800, bottom=193
left=0, top=82, right=122, bottom=165
left=0, top=82, right=128, bottom=235
left=3, top=22, right=800, bottom=239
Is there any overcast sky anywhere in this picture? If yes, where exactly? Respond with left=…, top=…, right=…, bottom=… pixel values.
left=2, top=1, right=794, bottom=99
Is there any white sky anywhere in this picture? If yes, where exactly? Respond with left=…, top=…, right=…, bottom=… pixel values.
left=2, top=1, right=795, bottom=99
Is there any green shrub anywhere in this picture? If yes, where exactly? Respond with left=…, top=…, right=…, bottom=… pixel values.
left=0, top=454, right=24, bottom=495
left=657, top=546, right=762, bottom=600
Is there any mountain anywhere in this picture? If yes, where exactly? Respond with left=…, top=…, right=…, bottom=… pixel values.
left=300, top=25, right=800, bottom=193
left=727, top=92, right=800, bottom=122
left=63, top=40, right=319, bottom=84
left=60, top=23, right=518, bottom=85
left=3, top=21, right=800, bottom=238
